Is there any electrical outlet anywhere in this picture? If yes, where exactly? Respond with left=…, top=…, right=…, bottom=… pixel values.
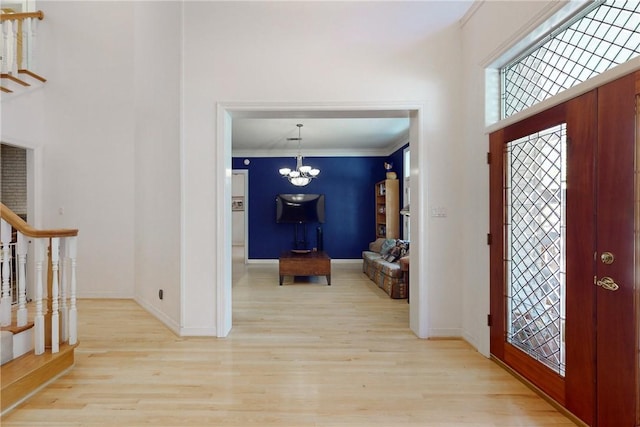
left=159, top=289, right=163, bottom=300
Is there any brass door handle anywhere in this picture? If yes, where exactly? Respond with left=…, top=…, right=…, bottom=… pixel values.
left=596, top=276, right=619, bottom=291
left=600, top=252, right=615, bottom=264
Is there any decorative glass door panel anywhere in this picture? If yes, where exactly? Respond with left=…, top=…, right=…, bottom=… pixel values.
left=490, top=72, right=640, bottom=426
left=505, top=124, right=566, bottom=376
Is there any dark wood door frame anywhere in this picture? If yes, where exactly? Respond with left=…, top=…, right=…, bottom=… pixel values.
left=489, top=71, right=640, bottom=426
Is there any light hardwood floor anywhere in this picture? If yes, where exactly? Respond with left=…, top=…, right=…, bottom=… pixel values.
left=1, top=252, right=576, bottom=426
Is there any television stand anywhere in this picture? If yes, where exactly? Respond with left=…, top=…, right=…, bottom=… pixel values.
left=279, top=251, right=331, bottom=286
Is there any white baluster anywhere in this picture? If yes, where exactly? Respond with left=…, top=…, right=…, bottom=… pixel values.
left=0, top=21, right=6, bottom=74
left=59, top=238, right=68, bottom=342
left=10, top=19, right=18, bottom=75
left=20, top=18, right=30, bottom=71
left=50, top=238, right=60, bottom=353
left=34, top=238, right=45, bottom=355
left=0, top=219, right=11, bottom=327
left=16, top=232, right=28, bottom=326
left=29, top=17, right=38, bottom=71
left=1, top=21, right=11, bottom=74
left=68, top=237, right=77, bottom=346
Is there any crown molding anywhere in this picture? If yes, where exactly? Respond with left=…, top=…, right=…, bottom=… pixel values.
left=232, top=147, right=392, bottom=158
left=480, top=0, right=590, bottom=68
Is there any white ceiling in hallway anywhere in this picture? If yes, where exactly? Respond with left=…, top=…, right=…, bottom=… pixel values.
left=231, top=116, right=410, bottom=157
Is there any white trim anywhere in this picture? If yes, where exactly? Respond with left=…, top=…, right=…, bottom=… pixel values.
left=246, top=258, right=362, bottom=264
left=407, top=108, right=427, bottom=338
left=232, top=148, right=390, bottom=158
left=216, top=108, right=233, bottom=338
left=482, top=0, right=592, bottom=126
left=459, top=0, right=484, bottom=29
left=428, top=328, right=463, bottom=338
left=179, top=0, right=187, bottom=340
left=246, top=259, right=279, bottom=265
left=218, top=101, right=427, bottom=340
left=486, top=58, right=640, bottom=134
left=0, top=139, right=42, bottom=299
left=480, top=0, right=590, bottom=68
left=232, top=135, right=409, bottom=158
left=179, top=327, right=217, bottom=336
left=387, top=136, right=410, bottom=158
left=135, top=297, right=181, bottom=336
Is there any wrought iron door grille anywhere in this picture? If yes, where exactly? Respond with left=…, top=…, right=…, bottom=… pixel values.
left=505, top=124, right=567, bottom=376
left=502, top=0, right=640, bottom=119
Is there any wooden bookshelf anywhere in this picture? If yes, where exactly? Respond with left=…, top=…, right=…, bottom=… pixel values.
left=375, top=179, right=399, bottom=239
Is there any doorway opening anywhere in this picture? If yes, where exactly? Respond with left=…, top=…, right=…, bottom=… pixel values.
left=218, top=104, right=425, bottom=338
left=231, top=169, right=248, bottom=264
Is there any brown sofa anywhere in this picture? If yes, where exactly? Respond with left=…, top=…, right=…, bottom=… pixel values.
left=362, top=238, right=409, bottom=299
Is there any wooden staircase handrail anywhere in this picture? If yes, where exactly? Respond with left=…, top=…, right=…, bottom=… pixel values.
left=0, top=10, right=44, bottom=22
left=0, top=203, right=78, bottom=238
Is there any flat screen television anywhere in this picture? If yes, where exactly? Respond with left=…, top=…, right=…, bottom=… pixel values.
left=276, top=194, right=325, bottom=224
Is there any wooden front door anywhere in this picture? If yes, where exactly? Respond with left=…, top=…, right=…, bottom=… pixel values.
left=489, top=71, right=639, bottom=426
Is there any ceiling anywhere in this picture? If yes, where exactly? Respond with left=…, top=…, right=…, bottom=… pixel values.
left=231, top=115, right=411, bottom=158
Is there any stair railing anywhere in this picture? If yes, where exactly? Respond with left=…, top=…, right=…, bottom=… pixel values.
left=1, top=10, right=45, bottom=92
left=0, top=203, right=78, bottom=355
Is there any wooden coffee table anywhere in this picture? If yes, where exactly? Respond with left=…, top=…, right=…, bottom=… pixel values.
left=279, top=251, right=331, bottom=286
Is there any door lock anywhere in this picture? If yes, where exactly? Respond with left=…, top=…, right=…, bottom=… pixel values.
left=596, top=276, right=619, bottom=291
left=600, top=252, right=615, bottom=264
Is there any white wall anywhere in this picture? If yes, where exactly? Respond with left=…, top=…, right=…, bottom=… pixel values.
left=459, top=1, right=559, bottom=355
left=1, top=0, right=563, bottom=350
left=132, top=2, right=182, bottom=332
left=2, top=2, right=137, bottom=299
left=181, top=1, right=468, bottom=337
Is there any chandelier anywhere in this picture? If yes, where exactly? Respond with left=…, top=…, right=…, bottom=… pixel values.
left=278, top=124, right=320, bottom=187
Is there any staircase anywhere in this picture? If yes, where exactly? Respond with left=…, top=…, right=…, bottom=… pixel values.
left=0, top=10, right=79, bottom=415
left=0, top=203, right=79, bottom=415
left=0, top=10, right=46, bottom=97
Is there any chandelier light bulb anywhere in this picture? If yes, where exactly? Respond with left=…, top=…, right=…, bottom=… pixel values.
left=278, top=123, right=320, bottom=187
left=291, top=177, right=310, bottom=187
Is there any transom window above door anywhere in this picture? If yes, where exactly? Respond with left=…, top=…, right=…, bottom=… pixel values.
left=497, top=0, right=640, bottom=119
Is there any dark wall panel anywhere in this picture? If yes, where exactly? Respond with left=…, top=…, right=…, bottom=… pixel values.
left=233, top=147, right=407, bottom=259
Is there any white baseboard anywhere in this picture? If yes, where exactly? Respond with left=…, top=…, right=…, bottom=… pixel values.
left=428, top=327, right=463, bottom=339
left=246, top=258, right=362, bottom=264
left=178, top=327, right=217, bottom=337
left=134, top=297, right=181, bottom=336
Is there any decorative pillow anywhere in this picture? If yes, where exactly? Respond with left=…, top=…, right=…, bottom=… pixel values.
left=380, top=239, right=397, bottom=256
left=397, top=240, right=410, bottom=255
left=384, top=246, right=401, bottom=262
left=385, top=240, right=409, bottom=262
left=380, top=239, right=396, bottom=257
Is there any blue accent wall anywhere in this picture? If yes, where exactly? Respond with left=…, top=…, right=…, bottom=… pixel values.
left=233, top=149, right=407, bottom=259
